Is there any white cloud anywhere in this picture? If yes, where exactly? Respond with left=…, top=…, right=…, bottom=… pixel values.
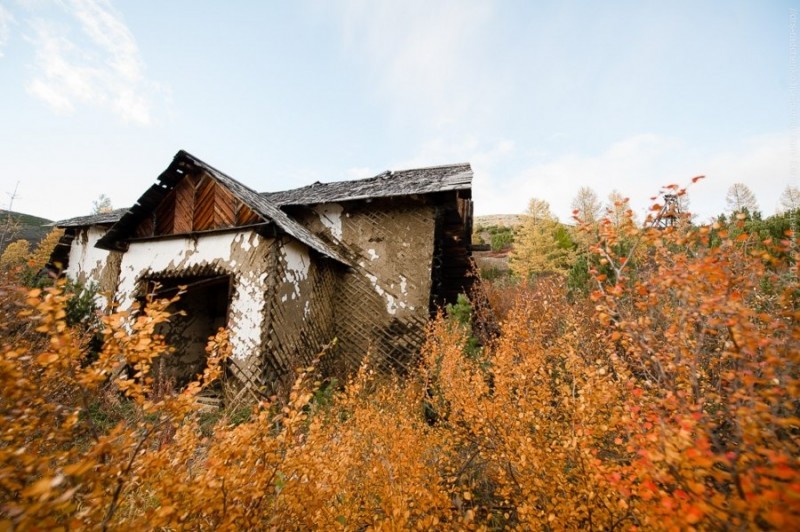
left=70, top=0, right=142, bottom=79
left=28, top=76, right=74, bottom=112
left=24, top=0, right=163, bottom=124
left=0, top=3, right=14, bottom=58
left=326, top=0, right=493, bottom=126
left=696, top=133, right=794, bottom=218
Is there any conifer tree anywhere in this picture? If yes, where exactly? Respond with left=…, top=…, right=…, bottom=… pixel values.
left=29, top=229, right=64, bottom=271
left=511, top=198, right=575, bottom=279
left=0, top=239, right=30, bottom=267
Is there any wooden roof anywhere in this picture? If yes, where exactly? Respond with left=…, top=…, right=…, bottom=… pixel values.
left=55, top=208, right=130, bottom=228
left=94, top=151, right=350, bottom=265
left=54, top=152, right=474, bottom=266
left=262, top=163, right=473, bottom=206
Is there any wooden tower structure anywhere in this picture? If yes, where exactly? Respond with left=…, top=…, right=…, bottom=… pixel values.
left=653, top=194, right=682, bottom=228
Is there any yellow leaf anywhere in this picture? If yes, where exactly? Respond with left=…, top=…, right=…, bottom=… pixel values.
left=36, top=353, right=59, bottom=365
left=22, top=477, right=54, bottom=497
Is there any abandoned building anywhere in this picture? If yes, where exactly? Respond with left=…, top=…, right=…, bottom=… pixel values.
left=50, top=150, right=474, bottom=404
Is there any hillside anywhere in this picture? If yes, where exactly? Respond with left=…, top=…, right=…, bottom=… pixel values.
left=474, top=213, right=526, bottom=228
left=0, top=210, right=54, bottom=253
left=472, top=214, right=524, bottom=278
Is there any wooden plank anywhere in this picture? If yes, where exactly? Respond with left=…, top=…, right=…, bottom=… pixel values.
left=214, top=184, right=236, bottom=227
left=194, top=175, right=216, bottom=231
left=173, top=177, right=195, bottom=234
left=194, top=203, right=214, bottom=231
left=237, top=204, right=260, bottom=225
left=135, top=214, right=154, bottom=238
left=155, top=189, right=176, bottom=235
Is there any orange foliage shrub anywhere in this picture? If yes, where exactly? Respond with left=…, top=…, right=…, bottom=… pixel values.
left=0, top=280, right=228, bottom=528
left=0, top=197, right=798, bottom=529
left=587, top=213, right=800, bottom=529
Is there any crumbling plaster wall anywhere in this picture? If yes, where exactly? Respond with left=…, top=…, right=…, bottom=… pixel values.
left=116, top=230, right=272, bottom=384
left=260, top=239, right=338, bottom=393
left=64, top=226, right=122, bottom=309
left=297, top=198, right=436, bottom=373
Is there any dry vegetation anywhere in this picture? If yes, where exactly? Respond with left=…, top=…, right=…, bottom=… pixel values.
left=1, top=197, right=799, bottom=529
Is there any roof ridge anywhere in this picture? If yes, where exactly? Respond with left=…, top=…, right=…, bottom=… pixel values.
left=260, top=161, right=472, bottom=195
left=178, top=150, right=260, bottom=195
left=389, top=162, right=471, bottom=172
left=179, top=151, right=350, bottom=266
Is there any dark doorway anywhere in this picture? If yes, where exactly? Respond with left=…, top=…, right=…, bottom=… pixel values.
left=144, top=274, right=231, bottom=390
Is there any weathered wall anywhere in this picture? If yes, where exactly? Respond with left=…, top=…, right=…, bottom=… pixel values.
left=116, top=231, right=272, bottom=388
left=64, top=226, right=123, bottom=309
left=259, top=238, right=338, bottom=394
left=294, top=198, right=436, bottom=374
left=153, top=281, right=228, bottom=388
left=63, top=196, right=440, bottom=399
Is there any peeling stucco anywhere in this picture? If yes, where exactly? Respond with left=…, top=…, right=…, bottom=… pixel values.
left=116, top=230, right=271, bottom=362
left=288, top=199, right=436, bottom=374
left=314, top=203, right=343, bottom=241
left=64, top=226, right=122, bottom=309
left=279, top=240, right=310, bottom=301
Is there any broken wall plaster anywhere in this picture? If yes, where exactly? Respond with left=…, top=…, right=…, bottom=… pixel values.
left=116, top=230, right=272, bottom=362
left=313, top=203, right=343, bottom=241
left=293, top=201, right=435, bottom=320
left=328, top=200, right=437, bottom=374
left=279, top=240, right=310, bottom=301
left=65, top=226, right=121, bottom=309
left=264, top=240, right=338, bottom=388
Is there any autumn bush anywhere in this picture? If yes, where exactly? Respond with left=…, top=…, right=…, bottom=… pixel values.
left=1, top=191, right=799, bottom=529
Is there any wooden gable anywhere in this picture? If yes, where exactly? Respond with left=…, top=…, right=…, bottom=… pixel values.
left=133, top=172, right=262, bottom=238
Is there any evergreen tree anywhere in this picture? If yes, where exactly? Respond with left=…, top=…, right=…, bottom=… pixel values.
left=29, top=228, right=64, bottom=271
left=0, top=239, right=30, bottom=267
left=511, top=198, right=575, bottom=279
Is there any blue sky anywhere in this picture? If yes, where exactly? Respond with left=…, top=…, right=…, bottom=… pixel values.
left=0, top=0, right=796, bottom=222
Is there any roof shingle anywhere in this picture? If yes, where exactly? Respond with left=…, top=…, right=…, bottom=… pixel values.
left=262, top=163, right=472, bottom=206
left=55, top=208, right=129, bottom=227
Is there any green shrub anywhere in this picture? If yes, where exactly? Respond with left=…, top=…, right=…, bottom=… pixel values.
left=490, top=230, right=513, bottom=251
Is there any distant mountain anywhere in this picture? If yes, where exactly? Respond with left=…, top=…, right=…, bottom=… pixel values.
left=0, top=210, right=54, bottom=253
